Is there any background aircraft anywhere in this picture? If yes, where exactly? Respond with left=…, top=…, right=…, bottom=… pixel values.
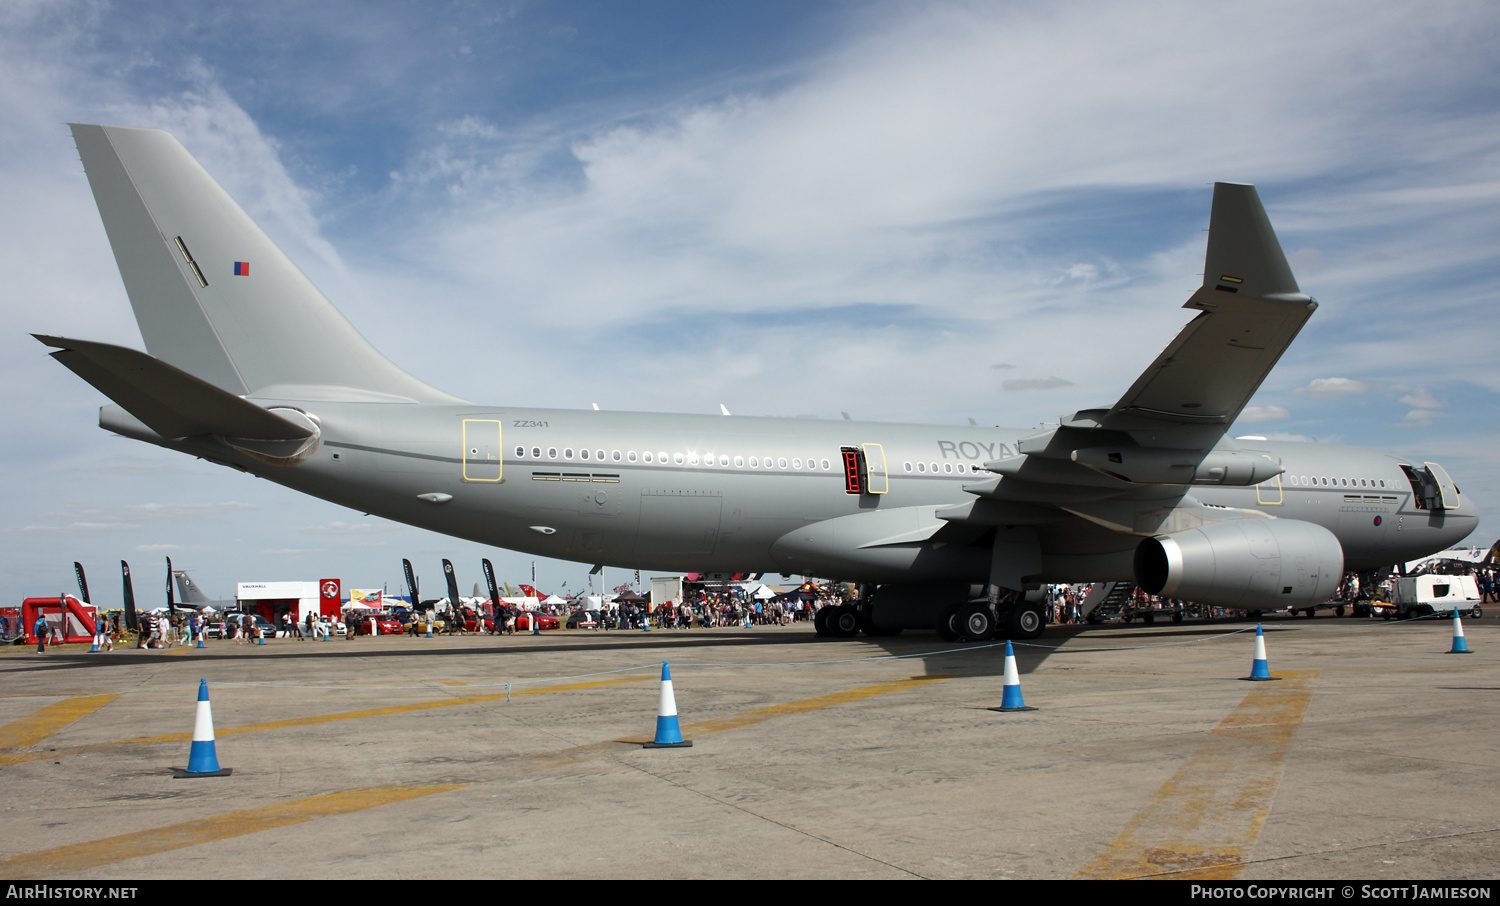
left=40, top=126, right=1478, bottom=640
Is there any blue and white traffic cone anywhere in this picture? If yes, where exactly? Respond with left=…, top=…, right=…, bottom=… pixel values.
left=174, top=679, right=231, bottom=777
left=643, top=661, right=692, bottom=748
left=196, top=628, right=205, bottom=649
left=90, top=634, right=99, bottom=653
left=1243, top=624, right=1277, bottom=681
left=1449, top=608, right=1471, bottom=654
left=990, top=641, right=1037, bottom=712
left=531, top=614, right=540, bottom=635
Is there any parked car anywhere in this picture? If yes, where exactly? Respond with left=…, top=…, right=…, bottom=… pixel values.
left=566, top=610, right=600, bottom=630
left=514, top=612, right=559, bottom=631
left=205, top=615, right=278, bottom=639
left=349, top=613, right=403, bottom=636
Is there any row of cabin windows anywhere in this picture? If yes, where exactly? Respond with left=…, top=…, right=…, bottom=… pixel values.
left=903, top=461, right=971, bottom=475
left=513, top=446, right=836, bottom=471
left=1290, top=476, right=1389, bottom=489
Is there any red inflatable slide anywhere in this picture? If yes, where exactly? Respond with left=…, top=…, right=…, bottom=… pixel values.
left=23, top=595, right=98, bottom=645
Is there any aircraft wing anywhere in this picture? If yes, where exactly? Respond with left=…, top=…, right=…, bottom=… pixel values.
left=35, top=334, right=315, bottom=441
left=1102, top=183, right=1315, bottom=432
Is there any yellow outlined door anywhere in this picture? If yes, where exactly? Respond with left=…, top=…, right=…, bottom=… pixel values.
left=862, top=443, right=889, bottom=494
left=1254, top=455, right=1282, bottom=505
left=462, top=419, right=502, bottom=482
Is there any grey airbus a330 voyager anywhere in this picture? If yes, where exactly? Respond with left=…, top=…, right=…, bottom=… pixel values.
left=39, top=125, right=1478, bottom=641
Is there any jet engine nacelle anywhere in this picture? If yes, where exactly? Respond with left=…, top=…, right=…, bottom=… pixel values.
left=1133, top=518, right=1343, bottom=610
left=1071, top=447, right=1282, bottom=486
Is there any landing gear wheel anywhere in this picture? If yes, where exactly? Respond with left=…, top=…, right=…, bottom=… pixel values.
left=935, top=607, right=960, bottom=641
left=813, top=607, right=831, bottom=637
left=1304, top=608, right=1316, bottom=618
left=1008, top=603, right=1044, bottom=640
left=829, top=606, right=860, bottom=638
left=1172, top=611, right=1183, bottom=624
left=954, top=603, right=995, bottom=641
left=1335, top=604, right=1346, bottom=617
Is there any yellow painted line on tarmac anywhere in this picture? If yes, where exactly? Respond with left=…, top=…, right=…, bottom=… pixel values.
left=0, top=785, right=462, bottom=879
left=0, top=694, right=119, bottom=762
left=1074, top=670, right=1321, bottom=880
left=617, top=675, right=952, bottom=743
left=0, top=677, right=644, bottom=764
left=0, top=675, right=956, bottom=872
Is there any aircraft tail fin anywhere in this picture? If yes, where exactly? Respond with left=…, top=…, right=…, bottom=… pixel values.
left=173, top=571, right=214, bottom=605
left=68, top=124, right=460, bottom=404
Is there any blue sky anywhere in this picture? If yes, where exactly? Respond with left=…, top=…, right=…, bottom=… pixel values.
left=2, top=1, right=1496, bottom=606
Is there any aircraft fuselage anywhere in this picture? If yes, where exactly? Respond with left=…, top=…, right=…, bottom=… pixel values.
left=131, top=400, right=1478, bottom=586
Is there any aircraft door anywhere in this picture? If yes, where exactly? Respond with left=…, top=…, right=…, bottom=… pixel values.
left=1424, top=462, right=1460, bottom=509
left=462, top=419, right=502, bottom=482
left=861, top=443, right=888, bottom=494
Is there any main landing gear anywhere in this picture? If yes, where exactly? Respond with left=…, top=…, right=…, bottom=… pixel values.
left=937, top=593, right=1045, bottom=642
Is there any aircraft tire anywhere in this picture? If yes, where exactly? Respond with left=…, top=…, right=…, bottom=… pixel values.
left=954, top=603, right=995, bottom=641
left=1008, top=603, right=1045, bottom=640
left=1172, top=611, right=1183, bottom=624
left=935, top=607, right=960, bottom=641
left=1335, top=604, right=1345, bottom=617
left=813, top=607, right=831, bottom=637
left=1304, top=608, right=1316, bottom=618
left=829, top=606, right=860, bottom=638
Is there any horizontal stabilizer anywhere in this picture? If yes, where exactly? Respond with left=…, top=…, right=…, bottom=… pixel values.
left=35, top=335, right=314, bottom=441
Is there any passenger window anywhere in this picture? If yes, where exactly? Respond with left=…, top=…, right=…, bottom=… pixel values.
left=821, top=458, right=830, bottom=470
left=689, top=454, right=699, bottom=465
left=792, top=458, right=802, bottom=469
left=918, top=462, right=926, bottom=473
left=612, top=451, right=621, bottom=462
left=674, top=453, right=685, bottom=465
left=643, top=452, right=653, bottom=463
left=515, top=446, right=525, bottom=458
left=734, top=456, right=744, bottom=468
left=720, top=455, right=729, bottom=466
left=580, top=449, right=589, bottom=460
left=778, top=458, right=787, bottom=469
left=564, top=448, right=574, bottom=459
left=749, top=457, right=759, bottom=468
left=628, top=451, right=637, bottom=462
left=532, top=447, right=541, bottom=458
left=548, top=447, right=558, bottom=459
left=904, top=462, right=912, bottom=472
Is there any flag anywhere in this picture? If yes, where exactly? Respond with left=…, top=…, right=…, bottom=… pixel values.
left=233, top=261, right=250, bottom=276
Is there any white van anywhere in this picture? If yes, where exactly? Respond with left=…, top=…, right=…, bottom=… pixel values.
left=1387, top=575, right=1482, bottom=620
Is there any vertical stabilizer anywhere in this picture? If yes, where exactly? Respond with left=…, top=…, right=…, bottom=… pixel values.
left=69, top=124, right=460, bottom=403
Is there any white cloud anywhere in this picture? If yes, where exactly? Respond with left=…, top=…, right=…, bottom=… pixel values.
left=1294, top=378, right=1370, bottom=397
left=1399, top=388, right=1445, bottom=409
left=1239, top=405, right=1290, bottom=423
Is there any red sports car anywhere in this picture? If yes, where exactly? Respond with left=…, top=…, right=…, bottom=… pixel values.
left=514, top=612, right=559, bottom=631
